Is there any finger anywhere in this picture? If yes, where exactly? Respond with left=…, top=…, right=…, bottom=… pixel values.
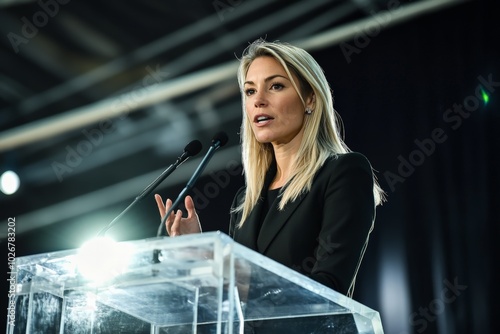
left=154, top=194, right=166, bottom=217
left=165, top=206, right=176, bottom=235
left=164, top=198, right=173, bottom=212
left=170, top=210, right=183, bottom=237
left=184, top=195, right=197, bottom=219
left=163, top=198, right=173, bottom=221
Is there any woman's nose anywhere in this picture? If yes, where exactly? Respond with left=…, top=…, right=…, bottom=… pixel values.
left=253, top=91, right=267, bottom=108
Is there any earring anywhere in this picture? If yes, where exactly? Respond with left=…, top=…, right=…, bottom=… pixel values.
left=305, top=108, right=313, bottom=114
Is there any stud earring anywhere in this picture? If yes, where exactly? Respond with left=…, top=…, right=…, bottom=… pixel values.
left=305, top=108, right=313, bottom=114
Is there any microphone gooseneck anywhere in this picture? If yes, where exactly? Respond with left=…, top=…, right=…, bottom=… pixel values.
left=157, top=132, right=228, bottom=237
left=96, top=139, right=202, bottom=237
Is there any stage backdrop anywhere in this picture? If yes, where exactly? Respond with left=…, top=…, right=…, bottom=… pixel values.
left=4, top=1, right=498, bottom=334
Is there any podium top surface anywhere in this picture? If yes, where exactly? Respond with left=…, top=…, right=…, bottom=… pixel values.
left=13, top=231, right=383, bottom=332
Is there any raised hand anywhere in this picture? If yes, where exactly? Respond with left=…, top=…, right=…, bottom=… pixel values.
left=154, top=194, right=202, bottom=236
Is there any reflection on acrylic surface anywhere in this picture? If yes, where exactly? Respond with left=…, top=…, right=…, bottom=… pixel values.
left=8, top=232, right=384, bottom=333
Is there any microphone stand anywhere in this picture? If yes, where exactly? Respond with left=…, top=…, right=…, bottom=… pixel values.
left=97, top=144, right=199, bottom=237
left=157, top=132, right=228, bottom=237
left=155, top=146, right=215, bottom=237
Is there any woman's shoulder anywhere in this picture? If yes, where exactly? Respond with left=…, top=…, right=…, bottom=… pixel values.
left=314, top=152, right=374, bottom=184
left=325, top=152, right=373, bottom=171
left=310, top=152, right=375, bottom=201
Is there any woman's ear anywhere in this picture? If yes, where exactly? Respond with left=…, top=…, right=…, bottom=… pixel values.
left=306, top=93, right=316, bottom=110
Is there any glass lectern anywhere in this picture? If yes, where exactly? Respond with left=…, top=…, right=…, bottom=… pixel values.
left=7, top=231, right=384, bottom=333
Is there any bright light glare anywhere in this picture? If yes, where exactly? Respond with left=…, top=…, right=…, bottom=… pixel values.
left=1, top=171, right=20, bottom=195
left=77, top=237, right=133, bottom=284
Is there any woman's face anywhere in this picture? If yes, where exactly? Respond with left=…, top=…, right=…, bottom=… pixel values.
left=244, top=56, right=310, bottom=146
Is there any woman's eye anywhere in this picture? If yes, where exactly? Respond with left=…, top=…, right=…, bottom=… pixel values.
left=245, top=89, right=255, bottom=96
left=271, top=83, right=284, bottom=90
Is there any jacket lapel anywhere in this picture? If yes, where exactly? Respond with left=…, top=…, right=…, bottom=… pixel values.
left=236, top=159, right=308, bottom=254
left=232, top=162, right=275, bottom=250
left=236, top=163, right=274, bottom=250
left=256, top=157, right=331, bottom=253
left=256, top=186, right=307, bottom=254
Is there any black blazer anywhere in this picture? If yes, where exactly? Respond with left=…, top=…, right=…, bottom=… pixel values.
left=229, top=152, right=376, bottom=295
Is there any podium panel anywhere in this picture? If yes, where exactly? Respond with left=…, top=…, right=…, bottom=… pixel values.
left=7, top=231, right=384, bottom=333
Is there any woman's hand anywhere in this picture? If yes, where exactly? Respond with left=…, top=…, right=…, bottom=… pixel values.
left=155, top=194, right=202, bottom=236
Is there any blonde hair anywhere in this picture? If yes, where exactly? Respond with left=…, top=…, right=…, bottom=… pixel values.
left=235, top=39, right=384, bottom=227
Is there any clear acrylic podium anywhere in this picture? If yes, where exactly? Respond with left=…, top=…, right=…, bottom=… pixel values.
left=8, top=231, right=384, bottom=333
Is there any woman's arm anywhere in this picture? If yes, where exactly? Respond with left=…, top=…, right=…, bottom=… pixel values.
left=310, top=153, right=376, bottom=295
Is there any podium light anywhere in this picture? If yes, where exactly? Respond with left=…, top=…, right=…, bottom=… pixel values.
left=76, top=236, right=133, bottom=284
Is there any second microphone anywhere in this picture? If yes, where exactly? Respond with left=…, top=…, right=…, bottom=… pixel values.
left=157, top=131, right=229, bottom=236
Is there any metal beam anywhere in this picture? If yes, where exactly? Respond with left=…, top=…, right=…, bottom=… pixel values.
left=0, top=0, right=332, bottom=152
left=0, top=61, right=239, bottom=152
left=4, top=0, right=276, bottom=114
left=0, top=0, right=466, bottom=154
left=296, top=0, right=466, bottom=51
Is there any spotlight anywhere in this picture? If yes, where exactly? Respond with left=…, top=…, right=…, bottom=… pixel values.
left=0, top=170, right=20, bottom=195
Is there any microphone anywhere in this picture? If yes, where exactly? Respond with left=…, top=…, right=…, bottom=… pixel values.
left=96, top=139, right=202, bottom=236
left=156, top=131, right=228, bottom=237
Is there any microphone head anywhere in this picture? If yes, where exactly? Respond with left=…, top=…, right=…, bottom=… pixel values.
left=212, top=131, right=228, bottom=148
left=184, top=140, right=202, bottom=157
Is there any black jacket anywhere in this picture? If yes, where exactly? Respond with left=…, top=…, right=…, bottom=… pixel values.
left=229, top=152, right=376, bottom=294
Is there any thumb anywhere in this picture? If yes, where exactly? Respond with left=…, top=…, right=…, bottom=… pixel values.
left=184, top=195, right=197, bottom=218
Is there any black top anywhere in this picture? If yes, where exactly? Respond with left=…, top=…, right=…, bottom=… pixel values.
left=229, top=152, right=376, bottom=294
left=257, top=187, right=281, bottom=241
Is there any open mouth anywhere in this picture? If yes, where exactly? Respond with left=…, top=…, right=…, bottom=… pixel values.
left=255, top=115, right=274, bottom=123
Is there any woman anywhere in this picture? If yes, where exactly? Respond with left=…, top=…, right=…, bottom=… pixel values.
left=155, top=39, right=384, bottom=297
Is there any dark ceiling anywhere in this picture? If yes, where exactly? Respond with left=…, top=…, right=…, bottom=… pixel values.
left=0, top=0, right=468, bottom=249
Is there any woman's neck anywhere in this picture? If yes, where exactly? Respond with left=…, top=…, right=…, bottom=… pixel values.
left=270, top=141, right=300, bottom=189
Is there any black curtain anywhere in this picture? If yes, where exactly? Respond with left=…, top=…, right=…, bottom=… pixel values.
left=310, top=0, right=499, bottom=333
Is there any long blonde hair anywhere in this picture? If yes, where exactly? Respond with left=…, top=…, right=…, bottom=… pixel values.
left=235, top=39, right=384, bottom=227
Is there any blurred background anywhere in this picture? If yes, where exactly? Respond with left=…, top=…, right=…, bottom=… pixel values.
left=0, top=0, right=498, bottom=333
